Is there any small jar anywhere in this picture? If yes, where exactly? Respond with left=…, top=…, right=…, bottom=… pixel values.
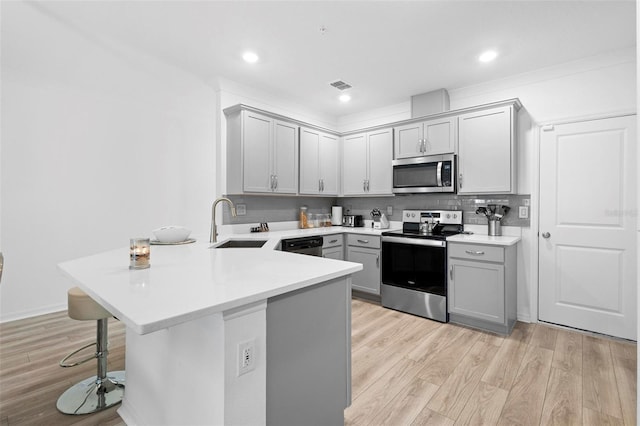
left=307, top=213, right=315, bottom=228
left=299, top=206, right=308, bottom=229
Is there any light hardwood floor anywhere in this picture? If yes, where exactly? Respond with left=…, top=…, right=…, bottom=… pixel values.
left=0, top=300, right=636, bottom=425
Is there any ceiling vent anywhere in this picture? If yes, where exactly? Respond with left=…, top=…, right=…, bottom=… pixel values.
left=329, top=80, right=352, bottom=91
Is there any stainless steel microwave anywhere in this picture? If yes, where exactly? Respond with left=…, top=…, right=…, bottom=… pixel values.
left=392, top=154, right=456, bottom=193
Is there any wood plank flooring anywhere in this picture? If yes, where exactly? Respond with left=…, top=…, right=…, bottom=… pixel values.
left=0, top=299, right=636, bottom=425
left=347, top=298, right=637, bottom=426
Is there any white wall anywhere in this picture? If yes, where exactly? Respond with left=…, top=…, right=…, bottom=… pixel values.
left=1, top=2, right=217, bottom=321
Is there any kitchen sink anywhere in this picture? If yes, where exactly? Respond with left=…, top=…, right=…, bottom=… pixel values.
left=214, top=240, right=267, bottom=248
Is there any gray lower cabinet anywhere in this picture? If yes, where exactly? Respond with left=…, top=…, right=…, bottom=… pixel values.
left=448, top=242, right=517, bottom=335
left=346, top=234, right=381, bottom=295
left=266, top=277, right=351, bottom=426
left=322, top=234, right=344, bottom=260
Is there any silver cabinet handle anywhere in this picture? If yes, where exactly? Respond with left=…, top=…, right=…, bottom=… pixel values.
left=329, top=239, right=338, bottom=243
left=273, top=174, right=278, bottom=190
left=357, top=239, right=369, bottom=244
left=366, top=180, right=370, bottom=192
left=363, top=180, right=367, bottom=192
left=542, top=232, right=551, bottom=238
left=321, top=179, right=325, bottom=192
left=449, top=265, right=453, bottom=280
left=459, top=174, right=463, bottom=189
left=376, top=255, right=379, bottom=268
left=465, top=250, right=485, bottom=256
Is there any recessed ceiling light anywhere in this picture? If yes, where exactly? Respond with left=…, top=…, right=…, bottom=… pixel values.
left=478, top=50, right=498, bottom=63
left=242, top=51, right=259, bottom=64
left=339, top=94, right=351, bottom=103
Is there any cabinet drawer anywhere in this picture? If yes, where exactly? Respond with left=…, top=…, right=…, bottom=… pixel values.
left=449, top=243, right=504, bottom=263
left=322, top=234, right=344, bottom=249
left=347, top=234, right=381, bottom=249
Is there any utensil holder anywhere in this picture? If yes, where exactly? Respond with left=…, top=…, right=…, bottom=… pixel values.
left=488, top=219, right=502, bottom=236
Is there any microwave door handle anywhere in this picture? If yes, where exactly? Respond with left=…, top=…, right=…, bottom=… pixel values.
left=436, top=161, right=443, bottom=187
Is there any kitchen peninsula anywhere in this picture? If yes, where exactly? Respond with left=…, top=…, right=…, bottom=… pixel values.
left=58, top=239, right=362, bottom=425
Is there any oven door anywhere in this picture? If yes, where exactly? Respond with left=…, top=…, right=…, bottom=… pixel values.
left=381, top=236, right=447, bottom=295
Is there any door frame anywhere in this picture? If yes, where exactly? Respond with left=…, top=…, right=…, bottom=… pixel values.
left=535, top=110, right=637, bottom=328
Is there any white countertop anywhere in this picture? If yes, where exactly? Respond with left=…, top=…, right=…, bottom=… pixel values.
left=58, top=239, right=362, bottom=335
left=446, top=233, right=521, bottom=246
left=214, top=224, right=400, bottom=250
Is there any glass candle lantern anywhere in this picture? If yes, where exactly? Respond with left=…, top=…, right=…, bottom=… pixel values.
left=129, top=238, right=151, bottom=269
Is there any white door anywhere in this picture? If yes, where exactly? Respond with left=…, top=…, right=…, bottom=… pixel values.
left=243, top=112, right=272, bottom=193
left=539, top=115, right=637, bottom=340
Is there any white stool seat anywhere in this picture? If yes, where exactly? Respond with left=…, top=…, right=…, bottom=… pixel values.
left=57, top=287, right=125, bottom=415
left=67, top=287, right=111, bottom=320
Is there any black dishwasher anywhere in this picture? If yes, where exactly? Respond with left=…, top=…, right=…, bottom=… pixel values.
left=281, top=236, right=323, bottom=256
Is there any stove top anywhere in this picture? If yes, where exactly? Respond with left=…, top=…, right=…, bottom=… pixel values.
left=382, top=209, right=464, bottom=241
left=382, top=227, right=463, bottom=241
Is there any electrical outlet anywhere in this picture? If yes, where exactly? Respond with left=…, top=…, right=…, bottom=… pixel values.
left=387, top=205, right=393, bottom=216
left=237, top=339, right=256, bottom=376
left=236, top=204, right=247, bottom=216
left=518, top=206, right=529, bottom=219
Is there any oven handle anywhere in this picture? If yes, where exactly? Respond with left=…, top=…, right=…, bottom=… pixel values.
left=382, top=236, right=446, bottom=248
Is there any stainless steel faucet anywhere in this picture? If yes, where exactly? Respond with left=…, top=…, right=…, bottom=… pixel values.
left=210, top=198, right=237, bottom=243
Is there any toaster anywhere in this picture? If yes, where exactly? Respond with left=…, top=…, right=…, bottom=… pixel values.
left=343, top=214, right=364, bottom=227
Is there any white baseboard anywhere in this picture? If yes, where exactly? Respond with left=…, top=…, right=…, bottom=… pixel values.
left=0, top=303, right=66, bottom=323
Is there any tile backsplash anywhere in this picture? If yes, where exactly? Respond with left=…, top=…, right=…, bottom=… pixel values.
left=223, top=194, right=531, bottom=227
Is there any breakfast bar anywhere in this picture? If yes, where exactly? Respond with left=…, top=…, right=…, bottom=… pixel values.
left=58, top=240, right=362, bottom=425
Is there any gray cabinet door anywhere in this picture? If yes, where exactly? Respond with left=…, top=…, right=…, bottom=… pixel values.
left=243, top=112, right=273, bottom=192
left=323, top=246, right=344, bottom=260
left=449, top=258, right=505, bottom=324
left=342, top=133, right=368, bottom=195
left=367, top=128, right=393, bottom=195
left=272, top=120, right=298, bottom=194
left=458, top=105, right=515, bottom=194
left=347, top=246, right=380, bottom=294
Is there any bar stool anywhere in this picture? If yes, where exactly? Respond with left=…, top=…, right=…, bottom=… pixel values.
left=56, top=287, right=125, bottom=415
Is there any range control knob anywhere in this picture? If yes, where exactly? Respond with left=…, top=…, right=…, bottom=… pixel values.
left=411, top=213, right=416, bottom=218
left=446, top=213, right=451, bottom=219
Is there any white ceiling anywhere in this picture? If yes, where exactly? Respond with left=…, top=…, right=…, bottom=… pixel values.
left=31, top=1, right=636, bottom=118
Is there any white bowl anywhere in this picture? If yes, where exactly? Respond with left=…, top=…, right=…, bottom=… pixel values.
left=152, top=226, right=191, bottom=243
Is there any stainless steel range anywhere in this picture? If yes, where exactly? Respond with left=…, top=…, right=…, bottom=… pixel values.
left=381, top=210, right=463, bottom=322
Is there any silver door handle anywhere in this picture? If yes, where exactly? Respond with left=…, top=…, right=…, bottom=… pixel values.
left=329, top=239, right=338, bottom=243
left=363, top=180, right=367, bottom=192
left=321, top=179, right=325, bottom=192
left=273, top=175, right=278, bottom=190
left=449, top=265, right=453, bottom=280
left=465, top=250, right=485, bottom=256
left=357, top=239, right=369, bottom=244
left=376, top=255, right=379, bottom=268
left=270, top=175, right=274, bottom=190
left=459, top=174, right=463, bottom=189
left=542, top=232, right=551, bottom=238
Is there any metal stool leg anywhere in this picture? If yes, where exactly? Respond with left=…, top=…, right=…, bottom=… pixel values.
left=56, top=318, right=125, bottom=415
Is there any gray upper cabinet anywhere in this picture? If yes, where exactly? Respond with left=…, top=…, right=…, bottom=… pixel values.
left=457, top=103, right=518, bottom=194
left=226, top=108, right=298, bottom=194
left=394, top=116, right=456, bottom=159
left=342, top=128, right=393, bottom=196
left=299, top=127, right=339, bottom=196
